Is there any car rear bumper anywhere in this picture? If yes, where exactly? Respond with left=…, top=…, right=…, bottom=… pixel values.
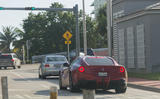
left=76, top=79, right=127, bottom=89
left=43, top=71, right=60, bottom=76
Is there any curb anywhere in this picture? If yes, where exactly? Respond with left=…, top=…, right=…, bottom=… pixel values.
left=128, top=83, right=160, bottom=93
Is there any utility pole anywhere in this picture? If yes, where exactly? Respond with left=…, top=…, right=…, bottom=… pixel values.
left=26, top=40, right=29, bottom=63
left=107, top=0, right=113, bottom=57
left=82, top=0, right=87, bottom=55
left=74, top=5, right=80, bottom=57
left=22, top=45, right=26, bottom=64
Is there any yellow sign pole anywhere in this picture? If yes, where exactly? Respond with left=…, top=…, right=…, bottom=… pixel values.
left=67, top=41, right=70, bottom=63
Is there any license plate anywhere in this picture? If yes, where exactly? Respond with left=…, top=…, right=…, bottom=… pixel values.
left=98, top=72, right=107, bottom=76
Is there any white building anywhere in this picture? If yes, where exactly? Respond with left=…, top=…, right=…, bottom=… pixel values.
left=91, top=0, right=107, bottom=17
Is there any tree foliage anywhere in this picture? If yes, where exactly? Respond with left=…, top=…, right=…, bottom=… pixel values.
left=96, top=4, right=107, bottom=47
left=18, top=2, right=107, bottom=57
left=22, top=3, right=97, bottom=56
left=0, top=26, right=21, bottom=52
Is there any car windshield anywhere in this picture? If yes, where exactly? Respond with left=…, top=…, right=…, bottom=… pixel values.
left=85, top=57, right=114, bottom=66
left=47, top=57, right=66, bottom=62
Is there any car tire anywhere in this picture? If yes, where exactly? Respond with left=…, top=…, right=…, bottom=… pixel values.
left=41, top=75, right=46, bottom=79
left=69, top=74, right=79, bottom=92
left=13, top=66, right=16, bottom=69
left=59, top=75, right=67, bottom=90
left=115, top=86, right=127, bottom=93
left=39, top=68, right=43, bottom=79
left=4, top=67, right=7, bottom=69
left=39, top=74, right=42, bottom=79
left=17, top=66, right=21, bottom=69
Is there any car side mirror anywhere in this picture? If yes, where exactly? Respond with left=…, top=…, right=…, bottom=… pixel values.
left=63, top=63, right=69, bottom=67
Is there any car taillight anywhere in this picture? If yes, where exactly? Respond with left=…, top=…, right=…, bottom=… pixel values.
left=11, top=59, right=14, bottom=62
left=45, top=64, right=50, bottom=67
left=79, top=66, right=85, bottom=72
left=120, top=66, right=125, bottom=73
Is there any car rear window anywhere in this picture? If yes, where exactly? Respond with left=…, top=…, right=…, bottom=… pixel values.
left=47, top=57, right=66, bottom=62
left=0, top=55, right=12, bottom=59
left=85, top=57, right=114, bottom=66
left=13, top=55, right=18, bottom=58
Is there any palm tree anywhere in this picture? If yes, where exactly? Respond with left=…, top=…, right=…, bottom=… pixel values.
left=0, top=26, right=20, bottom=52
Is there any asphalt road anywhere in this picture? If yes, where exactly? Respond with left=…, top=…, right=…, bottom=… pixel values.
left=0, top=64, right=159, bottom=99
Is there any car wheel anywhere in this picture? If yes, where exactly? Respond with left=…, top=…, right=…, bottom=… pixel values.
left=39, top=74, right=42, bottom=79
left=39, top=68, right=43, bottom=79
left=17, top=66, right=21, bottom=69
left=13, top=66, right=16, bottom=69
left=59, top=75, right=66, bottom=90
left=41, top=75, right=46, bottom=79
left=4, top=67, right=7, bottom=69
left=115, top=86, right=127, bottom=93
left=69, top=75, right=79, bottom=92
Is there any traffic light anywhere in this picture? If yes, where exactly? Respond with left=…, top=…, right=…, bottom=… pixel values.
left=0, top=7, right=4, bottom=10
left=25, top=7, right=35, bottom=10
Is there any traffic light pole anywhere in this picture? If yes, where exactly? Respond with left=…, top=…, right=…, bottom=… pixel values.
left=1, top=7, right=73, bottom=11
left=0, top=5, right=80, bottom=57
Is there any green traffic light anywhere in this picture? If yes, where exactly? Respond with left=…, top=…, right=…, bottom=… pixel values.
left=31, top=7, right=35, bottom=10
left=0, top=7, right=3, bottom=10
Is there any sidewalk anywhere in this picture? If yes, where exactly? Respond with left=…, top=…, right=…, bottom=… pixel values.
left=128, top=77, right=160, bottom=93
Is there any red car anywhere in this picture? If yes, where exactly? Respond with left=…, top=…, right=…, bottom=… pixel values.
left=59, top=56, right=128, bottom=93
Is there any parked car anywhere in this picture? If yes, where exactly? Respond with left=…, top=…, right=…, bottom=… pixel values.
left=0, top=53, right=21, bottom=69
left=59, top=56, right=128, bottom=93
left=38, top=55, right=68, bottom=79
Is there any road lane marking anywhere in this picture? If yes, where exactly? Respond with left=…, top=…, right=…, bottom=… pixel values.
left=40, top=84, right=49, bottom=89
left=11, top=72, right=25, bottom=79
left=10, top=72, right=32, bottom=83
left=24, top=95, right=32, bottom=99
left=15, top=95, right=24, bottom=98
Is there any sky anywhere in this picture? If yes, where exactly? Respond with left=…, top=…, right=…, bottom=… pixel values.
left=0, top=0, right=94, bottom=32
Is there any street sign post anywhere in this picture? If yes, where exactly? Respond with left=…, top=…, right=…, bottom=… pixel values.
left=63, top=31, right=72, bottom=63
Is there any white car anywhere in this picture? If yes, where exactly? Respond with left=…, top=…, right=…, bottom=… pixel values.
left=0, top=53, right=21, bottom=69
left=38, top=55, right=68, bottom=79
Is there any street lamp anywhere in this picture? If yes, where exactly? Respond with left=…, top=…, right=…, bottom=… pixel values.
left=82, top=0, right=87, bottom=55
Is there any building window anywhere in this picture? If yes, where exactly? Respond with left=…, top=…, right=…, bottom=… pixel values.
left=118, top=29, right=125, bottom=66
left=127, top=27, right=135, bottom=68
left=136, top=24, right=145, bottom=68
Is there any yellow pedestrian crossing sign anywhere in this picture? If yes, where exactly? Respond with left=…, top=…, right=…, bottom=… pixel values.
left=63, top=31, right=72, bottom=41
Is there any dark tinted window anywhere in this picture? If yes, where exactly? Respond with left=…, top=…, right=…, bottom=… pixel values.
left=85, top=57, right=114, bottom=66
left=87, top=49, right=94, bottom=56
left=0, top=55, right=12, bottom=59
left=47, top=57, right=66, bottom=62
left=13, top=55, right=18, bottom=58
